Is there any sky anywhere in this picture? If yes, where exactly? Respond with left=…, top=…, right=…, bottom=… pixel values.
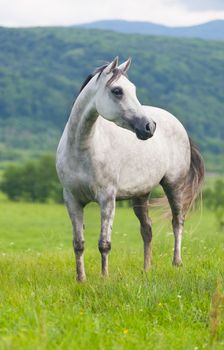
left=1, top=0, right=224, bottom=27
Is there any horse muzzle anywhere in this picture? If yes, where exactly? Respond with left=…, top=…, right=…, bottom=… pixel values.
left=122, top=115, right=156, bottom=140
left=130, top=117, right=156, bottom=140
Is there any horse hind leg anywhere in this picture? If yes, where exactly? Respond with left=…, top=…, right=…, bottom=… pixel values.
left=172, top=214, right=184, bottom=266
left=161, top=179, right=185, bottom=266
left=133, top=196, right=152, bottom=271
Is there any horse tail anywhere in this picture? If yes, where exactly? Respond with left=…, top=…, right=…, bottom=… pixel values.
left=182, top=137, right=205, bottom=215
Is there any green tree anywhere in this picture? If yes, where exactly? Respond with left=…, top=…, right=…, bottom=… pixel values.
left=204, top=180, right=224, bottom=230
left=1, top=155, right=63, bottom=203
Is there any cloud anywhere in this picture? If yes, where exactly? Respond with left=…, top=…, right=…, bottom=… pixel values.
left=178, top=0, right=224, bottom=12
left=0, top=0, right=224, bottom=27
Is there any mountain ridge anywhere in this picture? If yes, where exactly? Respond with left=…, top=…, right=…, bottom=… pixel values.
left=78, top=19, right=224, bottom=40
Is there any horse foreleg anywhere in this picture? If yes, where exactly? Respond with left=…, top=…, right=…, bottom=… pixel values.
left=98, top=197, right=116, bottom=276
left=133, top=196, right=152, bottom=271
left=63, top=189, right=86, bottom=282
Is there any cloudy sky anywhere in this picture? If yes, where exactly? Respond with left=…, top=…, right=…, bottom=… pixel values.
left=1, top=0, right=224, bottom=27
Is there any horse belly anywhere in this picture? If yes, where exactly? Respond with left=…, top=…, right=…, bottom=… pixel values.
left=116, top=160, right=165, bottom=199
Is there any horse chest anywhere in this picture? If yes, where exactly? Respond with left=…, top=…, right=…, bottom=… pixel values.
left=59, top=154, right=93, bottom=200
left=72, top=155, right=117, bottom=201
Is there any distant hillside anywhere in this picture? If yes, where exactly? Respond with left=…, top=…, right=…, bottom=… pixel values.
left=79, top=19, right=224, bottom=40
left=0, top=27, right=223, bottom=171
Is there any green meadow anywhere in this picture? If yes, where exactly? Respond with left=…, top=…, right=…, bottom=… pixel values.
left=0, top=197, right=224, bottom=350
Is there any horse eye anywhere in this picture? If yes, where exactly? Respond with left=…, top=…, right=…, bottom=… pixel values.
left=111, top=87, right=123, bottom=97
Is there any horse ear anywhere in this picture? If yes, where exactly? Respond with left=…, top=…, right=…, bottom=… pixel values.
left=104, top=57, right=119, bottom=74
left=118, top=57, right=132, bottom=73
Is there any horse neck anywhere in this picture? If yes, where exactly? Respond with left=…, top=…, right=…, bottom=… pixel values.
left=67, top=81, right=98, bottom=150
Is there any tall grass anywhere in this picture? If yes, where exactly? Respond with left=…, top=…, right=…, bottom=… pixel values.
left=0, top=199, right=223, bottom=349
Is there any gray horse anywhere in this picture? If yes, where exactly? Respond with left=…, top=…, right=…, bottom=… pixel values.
left=56, top=57, right=204, bottom=281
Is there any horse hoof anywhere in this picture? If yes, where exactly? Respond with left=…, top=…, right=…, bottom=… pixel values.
left=101, top=271, right=109, bottom=278
left=172, top=260, right=183, bottom=267
left=76, top=274, right=86, bottom=282
left=144, top=264, right=151, bottom=272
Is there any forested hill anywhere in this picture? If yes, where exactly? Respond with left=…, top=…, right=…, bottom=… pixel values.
left=0, top=27, right=223, bottom=171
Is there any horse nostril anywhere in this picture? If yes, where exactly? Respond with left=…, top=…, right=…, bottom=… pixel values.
left=145, top=123, right=150, bottom=132
left=145, top=121, right=156, bottom=135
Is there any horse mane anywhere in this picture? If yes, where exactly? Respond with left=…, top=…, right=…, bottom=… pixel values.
left=79, top=64, right=125, bottom=93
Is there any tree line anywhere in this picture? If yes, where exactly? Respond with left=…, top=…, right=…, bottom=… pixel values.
left=1, top=155, right=223, bottom=230
left=0, top=155, right=63, bottom=203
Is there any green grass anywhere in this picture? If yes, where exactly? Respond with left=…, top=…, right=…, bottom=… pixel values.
left=0, top=198, right=224, bottom=349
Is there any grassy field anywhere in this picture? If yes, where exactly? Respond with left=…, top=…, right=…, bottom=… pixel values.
left=0, top=197, right=224, bottom=349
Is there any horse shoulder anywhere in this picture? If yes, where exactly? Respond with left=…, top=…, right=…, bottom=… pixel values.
left=142, top=106, right=191, bottom=181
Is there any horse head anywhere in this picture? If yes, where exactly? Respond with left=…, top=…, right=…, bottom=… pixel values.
left=95, top=57, right=156, bottom=140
